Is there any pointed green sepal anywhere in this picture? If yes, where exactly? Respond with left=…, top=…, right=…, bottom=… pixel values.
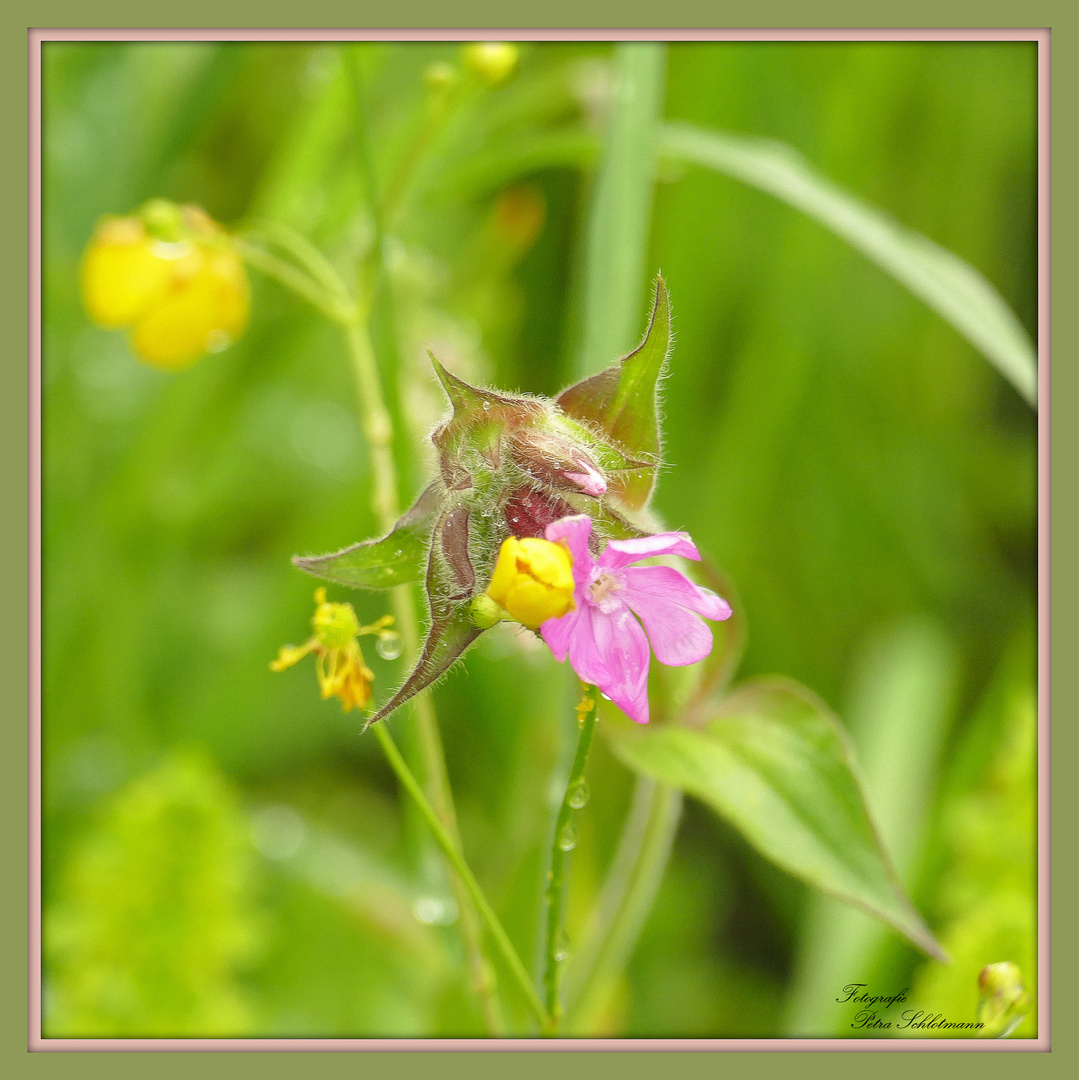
left=557, top=276, right=671, bottom=510
left=429, top=350, right=516, bottom=416
left=365, top=509, right=485, bottom=726
left=292, top=482, right=441, bottom=590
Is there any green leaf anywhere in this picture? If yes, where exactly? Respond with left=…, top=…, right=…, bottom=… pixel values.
left=365, top=511, right=483, bottom=727
left=659, top=121, right=1037, bottom=408
left=292, top=482, right=441, bottom=590
left=557, top=276, right=670, bottom=509
left=606, top=677, right=947, bottom=960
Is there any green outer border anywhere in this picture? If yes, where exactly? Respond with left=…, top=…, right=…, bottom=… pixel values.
left=9, top=1, right=1076, bottom=1077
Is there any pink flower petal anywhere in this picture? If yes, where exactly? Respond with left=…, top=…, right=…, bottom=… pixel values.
left=561, top=605, right=615, bottom=688
left=540, top=606, right=581, bottom=663
left=587, top=605, right=651, bottom=723
left=621, top=565, right=732, bottom=667
left=544, top=514, right=594, bottom=593
left=599, top=531, right=702, bottom=570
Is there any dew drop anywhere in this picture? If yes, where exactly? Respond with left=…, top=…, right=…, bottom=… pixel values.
left=482, top=401, right=490, bottom=410
left=557, top=820, right=578, bottom=851
left=413, top=895, right=458, bottom=925
left=376, top=631, right=402, bottom=660
left=600, top=692, right=612, bottom=701
left=567, top=778, right=590, bottom=809
left=554, top=930, right=570, bottom=962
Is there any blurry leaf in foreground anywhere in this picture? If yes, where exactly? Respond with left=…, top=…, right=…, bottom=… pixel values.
left=45, top=752, right=260, bottom=1037
left=606, top=678, right=947, bottom=960
left=659, top=122, right=1038, bottom=407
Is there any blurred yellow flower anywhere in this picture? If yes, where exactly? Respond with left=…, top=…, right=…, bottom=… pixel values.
left=271, top=588, right=395, bottom=713
left=80, top=199, right=249, bottom=372
left=463, top=42, right=519, bottom=85
left=484, top=536, right=575, bottom=630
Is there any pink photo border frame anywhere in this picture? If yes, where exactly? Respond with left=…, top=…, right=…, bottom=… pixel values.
left=27, top=25, right=1052, bottom=1053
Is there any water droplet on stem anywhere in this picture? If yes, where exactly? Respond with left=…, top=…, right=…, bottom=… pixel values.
left=557, top=820, right=578, bottom=851
left=567, top=778, right=590, bottom=809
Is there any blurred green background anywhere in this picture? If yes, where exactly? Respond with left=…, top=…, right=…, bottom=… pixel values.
left=41, top=40, right=1037, bottom=1038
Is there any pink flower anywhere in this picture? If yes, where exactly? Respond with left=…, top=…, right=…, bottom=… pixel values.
left=540, top=515, right=732, bottom=724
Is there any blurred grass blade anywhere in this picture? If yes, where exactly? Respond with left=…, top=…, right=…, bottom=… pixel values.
left=577, top=43, right=666, bottom=378
left=785, top=619, right=957, bottom=1035
left=607, top=677, right=947, bottom=961
left=659, top=121, right=1037, bottom=407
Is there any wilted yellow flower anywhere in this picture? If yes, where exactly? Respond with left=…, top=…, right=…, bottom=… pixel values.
left=271, top=588, right=396, bottom=713
left=483, top=536, right=575, bottom=630
left=81, top=199, right=249, bottom=372
left=463, top=42, right=518, bottom=85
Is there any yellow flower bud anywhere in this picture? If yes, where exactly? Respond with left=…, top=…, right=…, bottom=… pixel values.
left=80, top=200, right=249, bottom=372
left=977, top=962, right=1030, bottom=1038
left=485, top=536, right=575, bottom=630
left=462, top=42, right=519, bottom=85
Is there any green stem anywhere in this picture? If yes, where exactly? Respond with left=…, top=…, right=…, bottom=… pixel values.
left=342, top=320, right=399, bottom=533
left=342, top=316, right=506, bottom=1034
left=244, top=219, right=355, bottom=314
left=564, top=780, right=681, bottom=1032
left=372, top=723, right=550, bottom=1033
left=239, top=241, right=354, bottom=324
left=246, top=234, right=506, bottom=1033
left=543, top=686, right=599, bottom=1031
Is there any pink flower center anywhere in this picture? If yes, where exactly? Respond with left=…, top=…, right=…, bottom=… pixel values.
left=589, top=570, right=623, bottom=613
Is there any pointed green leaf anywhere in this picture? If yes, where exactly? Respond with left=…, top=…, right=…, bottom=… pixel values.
left=365, top=511, right=483, bottom=727
left=606, top=677, right=947, bottom=961
left=292, top=482, right=441, bottom=590
left=557, top=277, right=670, bottom=508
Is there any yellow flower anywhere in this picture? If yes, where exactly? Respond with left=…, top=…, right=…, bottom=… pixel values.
left=462, top=42, right=519, bottom=85
left=483, top=536, right=575, bottom=630
left=271, top=588, right=396, bottom=713
left=80, top=199, right=249, bottom=372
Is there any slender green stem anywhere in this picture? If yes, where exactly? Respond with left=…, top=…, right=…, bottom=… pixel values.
left=372, top=723, right=550, bottom=1033
left=564, top=780, right=681, bottom=1032
left=246, top=232, right=506, bottom=1033
left=342, top=320, right=399, bottom=533
left=543, top=685, right=599, bottom=1031
left=244, top=219, right=355, bottom=314
left=340, top=265, right=506, bottom=1038
left=238, top=241, right=354, bottom=324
